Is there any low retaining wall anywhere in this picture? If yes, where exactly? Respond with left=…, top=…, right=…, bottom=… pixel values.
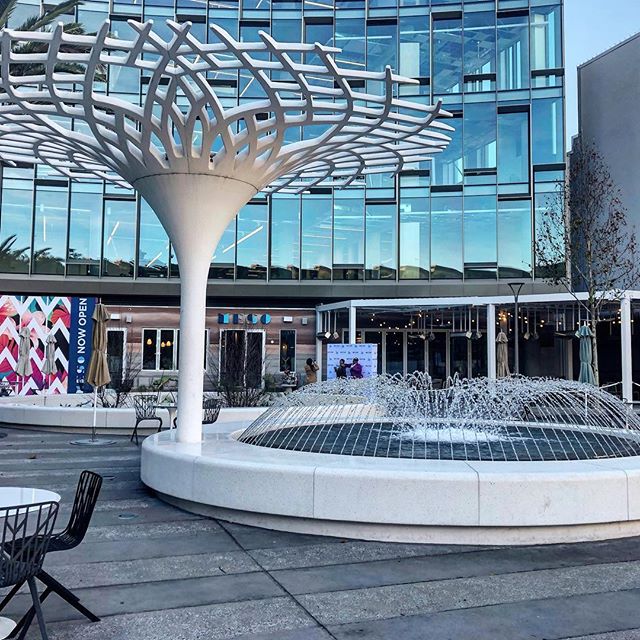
left=0, top=394, right=266, bottom=435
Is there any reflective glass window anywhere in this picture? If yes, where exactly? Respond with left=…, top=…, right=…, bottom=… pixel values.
left=367, top=21, right=397, bottom=73
left=531, top=5, right=562, bottom=70
left=498, top=110, right=530, bottom=186
left=433, top=116, right=463, bottom=185
left=399, top=14, right=429, bottom=79
left=301, top=195, right=332, bottom=280
left=498, top=199, right=532, bottom=278
left=385, top=332, right=404, bottom=375
left=433, top=17, right=463, bottom=94
left=335, top=17, right=366, bottom=71
left=159, top=329, right=175, bottom=370
left=103, top=199, right=136, bottom=277
left=236, top=203, right=267, bottom=279
left=68, top=183, right=102, bottom=277
left=32, top=185, right=68, bottom=275
left=464, top=103, right=497, bottom=170
left=333, top=191, right=364, bottom=281
left=210, top=219, right=236, bottom=280
left=464, top=11, right=496, bottom=91
left=366, top=203, right=396, bottom=280
left=279, top=329, right=296, bottom=371
left=0, top=176, right=32, bottom=274
left=399, top=193, right=429, bottom=279
left=271, top=194, right=300, bottom=280
left=108, top=21, right=141, bottom=95
left=143, top=329, right=158, bottom=370
left=431, top=194, right=462, bottom=279
left=497, top=14, right=529, bottom=90
left=535, top=187, right=564, bottom=277
left=532, top=97, right=564, bottom=165
left=463, top=194, right=497, bottom=279
left=138, top=199, right=169, bottom=278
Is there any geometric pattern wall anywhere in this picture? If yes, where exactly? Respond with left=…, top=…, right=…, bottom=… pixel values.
left=0, top=296, right=70, bottom=395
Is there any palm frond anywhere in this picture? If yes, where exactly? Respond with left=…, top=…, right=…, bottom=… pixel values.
left=28, top=0, right=82, bottom=32
left=0, top=0, right=17, bottom=29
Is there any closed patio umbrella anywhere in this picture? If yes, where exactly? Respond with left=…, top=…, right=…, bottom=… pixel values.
left=15, top=325, right=32, bottom=392
left=72, top=303, right=115, bottom=446
left=42, top=333, right=57, bottom=394
left=496, top=330, right=510, bottom=378
left=577, top=324, right=596, bottom=385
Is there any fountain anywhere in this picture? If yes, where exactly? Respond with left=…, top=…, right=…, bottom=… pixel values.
left=239, top=375, right=640, bottom=461
left=142, top=375, right=640, bottom=545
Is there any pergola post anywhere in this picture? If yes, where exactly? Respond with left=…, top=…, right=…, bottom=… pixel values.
left=348, top=306, right=357, bottom=344
left=315, top=310, right=324, bottom=382
left=487, top=304, right=497, bottom=379
left=621, top=295, right=633, bottom=403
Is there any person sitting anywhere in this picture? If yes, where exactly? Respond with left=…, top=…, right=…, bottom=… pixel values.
left=350, top=357, right=363, bottom=379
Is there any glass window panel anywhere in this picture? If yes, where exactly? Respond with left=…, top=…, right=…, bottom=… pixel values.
left=531, top=5, right=562, bottom=71
left=103, top=199, right=136, bottom=277
left=464, top=102, right=497, bottom=170
left=143, top=329, right=157, bottom=370
left=305, top=22, right=333, bottom=66
left=433, top=17, right=463, bottom=95
left=68, top=185, right=102, bottom=277
left=236, top=203, right=267, bottom=279
left=532, top=97, right=564, bottom=165
left=497, top=14, right=529, bottom=90
left=428, top=331, right=447, bottom=380
left=498, top=110, right=530, bottom=185
left=279, top=329, right=296, bottom=371
left=463, top=194, right=497, bottom=279
left=407, top=333, right=426, bottom=373
left=32, top=185, right=68, bottom=275
left=433, top=116, right=463, bottom=185
left=0, top=179, right=32, bottom=274
left=367, top=21, right=397, bottom=73
left=270, top=194, right=300, bottom=280
left=333, top=192, right=364, bottom=281
left=366, top=203, right=397, bottom=280
left=399, top=15, right=429, bottom=78
left=464, top=11, right=496, bottom=91
left=385, top=332, right=404, bottom=375
left=335, top=17, right=365, bottom=71
left=210, top=218, right=236, bottom=280
left=301, top=196, right=332, bottom=280
left=431, top=194, right=462, bottom=279
left=498, top=199, right=532, bottom=278
left=535, top=188, right=565, bottom=278
left=399, top=193, right=429, bottom=279
left=138, top=199, right=169, bottom=278
left=159, top=329, right=175, bottom=370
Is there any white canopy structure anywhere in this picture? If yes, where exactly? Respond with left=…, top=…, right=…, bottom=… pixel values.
left=0, top=20, right=452, bottom=442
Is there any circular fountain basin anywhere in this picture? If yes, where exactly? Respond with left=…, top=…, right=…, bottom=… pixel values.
left=141, top=376, right=640, bottom=545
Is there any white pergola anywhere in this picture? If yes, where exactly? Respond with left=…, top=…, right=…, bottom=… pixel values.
left=0, top=20, right=452, bottom=442
left=317, top=291, right=640, bottom=402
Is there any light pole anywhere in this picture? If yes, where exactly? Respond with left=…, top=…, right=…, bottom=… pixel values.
left=507, top=282, right=525, bottom=375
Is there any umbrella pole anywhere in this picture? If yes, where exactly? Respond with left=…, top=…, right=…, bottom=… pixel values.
left=92, top=387, right=98, bottom=442
left=70, top=384, right=116, bottom=446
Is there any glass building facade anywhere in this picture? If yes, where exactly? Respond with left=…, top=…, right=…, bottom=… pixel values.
left=2, top=0, right=564, bottom=291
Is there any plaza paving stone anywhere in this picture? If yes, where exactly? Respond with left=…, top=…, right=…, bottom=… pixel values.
left=1, top=427, right=640, bottom=639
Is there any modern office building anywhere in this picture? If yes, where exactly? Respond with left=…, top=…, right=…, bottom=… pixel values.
left=0, top=0, right=586, bottom=390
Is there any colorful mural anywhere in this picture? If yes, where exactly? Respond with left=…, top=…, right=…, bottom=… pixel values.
left=0, top=296, right=71, bottom=395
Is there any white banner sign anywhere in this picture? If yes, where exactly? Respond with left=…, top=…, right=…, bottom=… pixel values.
left=326, top=343, right=378, bottom=380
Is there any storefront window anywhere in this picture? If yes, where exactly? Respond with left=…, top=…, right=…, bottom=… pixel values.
left=0, top=174, right=32, bottom=274
left=279, top=330, right=296, bottom=371
left=236, top=203, right=268, bottom=279
left=103, top=199, right=136, bottom=277
left=138, top=199, right=169, bottom=278
left=32, top=184, right=68, bottom=276
left=271, top=194, right=300, bottom=280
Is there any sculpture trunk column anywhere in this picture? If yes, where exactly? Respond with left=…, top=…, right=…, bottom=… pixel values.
left=135, top=175, right=258, bottom=444
left=174, top=249, right=211, bottom=443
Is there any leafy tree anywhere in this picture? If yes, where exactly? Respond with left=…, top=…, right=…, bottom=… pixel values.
left=535, top=142, right=639, bottom=384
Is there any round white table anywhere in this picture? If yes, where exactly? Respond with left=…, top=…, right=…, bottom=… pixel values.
left=0, top=487, right=61, bottom=640
left=154, top=403, right=178, bottom=430
left=0, top=487, right=61, bottom=509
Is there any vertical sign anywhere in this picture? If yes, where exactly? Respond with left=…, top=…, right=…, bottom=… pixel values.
left=68, top=297, right=96, bottom=393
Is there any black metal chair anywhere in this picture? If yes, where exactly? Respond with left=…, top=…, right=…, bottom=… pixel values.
left=131, top=395, right=162, bottom=445
left=202, top=397, right=221, bottom=425
left=1, top=472, right=103, bottom=638
left=0, top=500, right=59, bottom=640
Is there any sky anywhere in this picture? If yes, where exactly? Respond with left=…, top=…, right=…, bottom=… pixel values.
left=565, top=0, right=640, bottom=148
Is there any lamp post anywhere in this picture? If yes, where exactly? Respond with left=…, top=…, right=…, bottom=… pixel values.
left=507, top=282, right=525, bottom=375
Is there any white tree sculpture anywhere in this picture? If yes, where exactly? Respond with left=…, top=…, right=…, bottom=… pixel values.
left=0, top=20, right=452, bottom=442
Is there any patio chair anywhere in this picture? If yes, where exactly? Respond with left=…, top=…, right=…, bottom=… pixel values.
left=130, top=395, right=162, bottom=446
left=0, top=500, right=59, bottom=640
left=203, top=397, right=221, bottom=425
left=2, top=471, right=103, bottom=639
